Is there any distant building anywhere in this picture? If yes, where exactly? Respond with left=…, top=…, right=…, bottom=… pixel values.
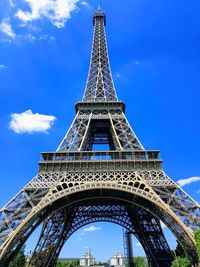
left=80, top=251, right=95, bottom=267
left=110, top=252, right=125, bottom=267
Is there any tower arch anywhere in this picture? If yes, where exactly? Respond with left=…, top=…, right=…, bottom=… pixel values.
left=1, top=183, right=197, bottom=266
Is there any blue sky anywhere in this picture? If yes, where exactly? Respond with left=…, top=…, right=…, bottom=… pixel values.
left=0, top=0, right=200, bottom=262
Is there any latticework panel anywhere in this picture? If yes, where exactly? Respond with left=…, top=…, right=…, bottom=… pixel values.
left=0, top=187, right=47, bottom=248
left=83, top=12, right=117, bottom=102
left=0, top=169, right=199, bottom=264
left=28, top=203, right=173, bottom=267
left=110, top=112, right=143, bottom=150
left=28, top=209, right=70, bottom=267
left=57, top=110, right=143, bottom=151
left=57, top=112, right=91, bottom=151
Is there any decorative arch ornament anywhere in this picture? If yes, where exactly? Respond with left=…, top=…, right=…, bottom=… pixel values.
left=0, top=172, right=198, bottom=265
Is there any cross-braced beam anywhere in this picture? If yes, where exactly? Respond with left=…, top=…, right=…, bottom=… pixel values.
left=28, top=202, right=174, bottom=267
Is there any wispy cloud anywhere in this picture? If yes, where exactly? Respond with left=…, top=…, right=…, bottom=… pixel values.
left=82, top=225, right=102, bottom=233
left=80, top=1, right=91, bottom=9
left=8, top=0, right=14, bottom=8
left=0, top=64, right=7, bottom=70
left=16, top=0, right=80, bottom=28
left=21, top=33, right=56, bottom=42
left=9, top=110, right=56, bottom=134
left=177, top=176, right=200, bottom=187
left=116, top=73, right=122, bottom=79
left=0, top=18, right=16, bottom=40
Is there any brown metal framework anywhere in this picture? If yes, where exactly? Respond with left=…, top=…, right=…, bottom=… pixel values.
left=0, top=8, right=199, bottom=267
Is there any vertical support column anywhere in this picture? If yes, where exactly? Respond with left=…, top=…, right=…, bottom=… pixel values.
left=123, top=229, right=135, bottom=267
left=129, top=207, right=174, bottom=267
left=28, top=207, right=75, bottom=267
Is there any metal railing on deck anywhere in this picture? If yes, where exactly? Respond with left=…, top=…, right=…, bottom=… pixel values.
left=40, top=150, right=160, bottom=162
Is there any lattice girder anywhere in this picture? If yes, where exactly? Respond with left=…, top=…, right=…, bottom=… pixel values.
left=24, top=169, right=200, bottom=228
left=28, top=202, right=173, bottom=267
left=83, top=11, right=117, bottom=102
left=27, top=208, right=71, bottom=267
left=28, top=203, right=134, bottom=267
left=0, top=169, right=198, bottom=264
left=0, top=187, right=47, bottom=248
left=57, top=107, right=143, bottom=151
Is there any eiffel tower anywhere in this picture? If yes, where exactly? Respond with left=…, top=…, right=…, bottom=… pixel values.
left=0, top=8, right=200, bottom=267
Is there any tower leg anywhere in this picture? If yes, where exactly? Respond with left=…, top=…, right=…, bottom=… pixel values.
left=131, top=208, right=174, bottom=267
left=28, top=208, right=75, bottom=267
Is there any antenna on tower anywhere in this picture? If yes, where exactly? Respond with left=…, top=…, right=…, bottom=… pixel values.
left=98, top=4, right=101, bottom=12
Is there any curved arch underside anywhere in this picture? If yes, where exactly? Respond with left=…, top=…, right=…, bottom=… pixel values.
left=0, top=182, right=198, bottom=266
left=28, top=199, right=174, bottom=267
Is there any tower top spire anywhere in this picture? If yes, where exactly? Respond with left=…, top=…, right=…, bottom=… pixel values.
left=83, top=8, right=116, bottom=102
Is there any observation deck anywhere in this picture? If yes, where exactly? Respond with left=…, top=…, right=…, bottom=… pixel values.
left=39, top=150, right=162, bottom=172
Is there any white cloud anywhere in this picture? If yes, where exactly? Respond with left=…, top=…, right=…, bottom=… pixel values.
left=39, top=34, right=56, bottom=41
left=8, top=0, right=14, bottom=8
left=16, top=0, right=79, bottom=28
left=0, top=18, right=16, bottom=39
left=25, top=33, right=36, bottom=42
left=9, top=109, right=56, bottom=134
left=82, top=225, right=102, bottom=232
left=136, top=242, right=142, bottom=247
left=177, top=176, right=200, bottom=187
left=18, top=33, right=56, bottom=42
left=135, top=60, right=140, bottom=65
left=80, top=1, right=91, bottom=9
left=0, top=64, right=7, bottom=70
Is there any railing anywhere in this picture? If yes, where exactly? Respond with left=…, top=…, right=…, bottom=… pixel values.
left=40, top=150, right=160, bottom=162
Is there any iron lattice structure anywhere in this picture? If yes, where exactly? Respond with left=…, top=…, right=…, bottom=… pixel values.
left=123, top=229, right=135, bottom=267
left=0, top=9, right=200, bottom=267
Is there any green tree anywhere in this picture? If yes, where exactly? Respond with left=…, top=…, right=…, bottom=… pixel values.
left=171, top=256, right=191, bottom=267
left=57, top=262, right=67, bottom=267
left=8, top=246, right=26, bottom=267
left=133, top=256, right=145, bottom=267
left=195, top=228, right=200, bottom=262
left=174, top=241, right=185, bottom=257
left=67, top=258, right=79, bottom=267
left=71, top=258, right=80, bottom=266
left=96, top=261, right=109, bottom=266
left=57, top=258, right=80, bottom=267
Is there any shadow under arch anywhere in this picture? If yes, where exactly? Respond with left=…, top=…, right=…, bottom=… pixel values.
left=0, top=184, right=197, bottom=266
